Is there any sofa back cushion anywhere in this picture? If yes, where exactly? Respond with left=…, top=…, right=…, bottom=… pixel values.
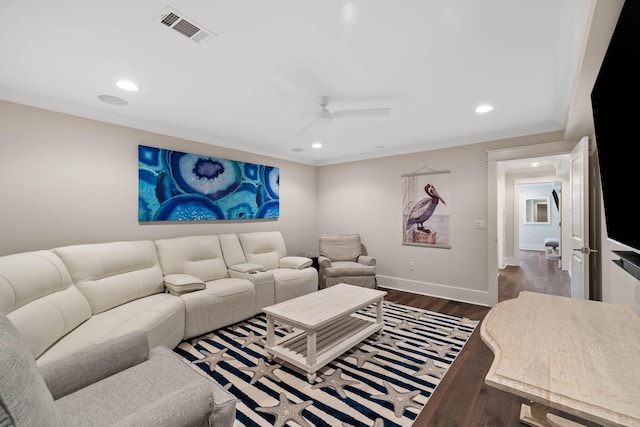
left=218, top=233, right=247, bottom=267
left=0, top=250, right=92, bottom=359
left=54, top=241, right=164, bottom=315
left=319, top=234, right=363, bottom=262
left=238, top=232, right=287, bottom=270
left=154, top=235, right=229, bottom=282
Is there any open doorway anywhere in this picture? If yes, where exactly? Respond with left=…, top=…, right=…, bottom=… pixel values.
left=486, top=140, right=577, bottom=306
left=496, top=156, right=570, bottom=271
left=502, top=177, right=568, bottom=303
left=515, top=180, right=563, bottom=269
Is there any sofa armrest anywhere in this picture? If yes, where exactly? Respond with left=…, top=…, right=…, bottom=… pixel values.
left=112, top=381, right=215, bottom=427
left=357, top=255, right=376, bottom=266
left=318, top=256, right=332, bottom=268
left=164, top=274, right=206, bottom=296
left=279, top=256, right=312, bottom=269
left=229, top=262, right=266, bottom=273
left=39, top=331, right=150, bottom=400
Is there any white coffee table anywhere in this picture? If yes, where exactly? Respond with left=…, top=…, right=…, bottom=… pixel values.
left=262, top=283, right=387, bottom=383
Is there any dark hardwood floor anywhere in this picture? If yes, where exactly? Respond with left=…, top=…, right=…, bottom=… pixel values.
left=380, top=251, right=600, bottom=427
left=498, top=250, right=570, bottom=301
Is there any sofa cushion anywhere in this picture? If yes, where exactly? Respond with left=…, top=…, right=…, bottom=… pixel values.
left=271, top=268, right=318, bottom=304
left=237, top=231, right=288, bottom=270
left=0, top=250, right=92, bottom=359
left=54, top=241, right=164, bottom=315
left=218, top=233, right=248, bottom=267
left=324, top=262, right=376, bottom=277
left=36, top=293, right=185, bottom=365
left=180, top=278, right=256, bottom=339
left=319, top=234, right=363, bottom=262
left=154, top=235, right=229, bottom=282
left=40, top=331, right=150, bottom=400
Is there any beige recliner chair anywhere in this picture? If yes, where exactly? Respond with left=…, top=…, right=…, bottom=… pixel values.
left=318, top=234, right=377, bottom=289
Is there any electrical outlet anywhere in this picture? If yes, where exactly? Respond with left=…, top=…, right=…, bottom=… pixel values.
left=409, top=261, right=416, bottom=271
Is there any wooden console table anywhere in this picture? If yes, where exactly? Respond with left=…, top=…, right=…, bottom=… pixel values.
left=481, top=291, right=640, bottom=427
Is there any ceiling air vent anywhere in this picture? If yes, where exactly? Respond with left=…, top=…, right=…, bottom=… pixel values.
left=158, top=7, right=216, bottom=44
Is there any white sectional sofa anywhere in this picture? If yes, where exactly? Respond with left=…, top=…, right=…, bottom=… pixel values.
left=0, top=231, right=317, bottom=365
left=222, top=232, right=318, bottom=305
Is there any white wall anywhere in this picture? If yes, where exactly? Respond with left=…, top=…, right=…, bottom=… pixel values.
left=316, top=136, right=564, bottom=306
left=2, top=99, right=636, bottom=312
left=0, top=100, right=318, bottom=257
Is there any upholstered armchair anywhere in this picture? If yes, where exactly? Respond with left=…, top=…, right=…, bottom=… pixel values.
left=0, top=312, right=236, bottom=427
left=318, top=234, right=377, bottom=289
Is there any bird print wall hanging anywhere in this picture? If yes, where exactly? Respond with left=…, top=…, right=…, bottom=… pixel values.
left=402, top=171, right=451, bottom=248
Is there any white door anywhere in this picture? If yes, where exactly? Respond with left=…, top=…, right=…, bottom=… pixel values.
left=570, top=136, right=591, bottom=299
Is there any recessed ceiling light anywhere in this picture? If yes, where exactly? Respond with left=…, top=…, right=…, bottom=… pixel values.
left=311, top=142, right=323, bottom=149
left=475, top=104, right=494, bottom=113
left=115, top=80, right=139, bottom=91
left=531, top=162, right=540, bottom=167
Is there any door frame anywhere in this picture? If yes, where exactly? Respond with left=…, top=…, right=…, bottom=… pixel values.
left=487, top=140, right=578, bottom=306
left=569, top=136, right=591, bottom=299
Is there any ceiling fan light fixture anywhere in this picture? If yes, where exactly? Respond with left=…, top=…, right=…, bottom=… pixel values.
left=315, top=107, right=334, bottom=125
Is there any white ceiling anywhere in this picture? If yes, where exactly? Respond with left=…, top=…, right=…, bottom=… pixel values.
left=0, top=1, right=612, bottom=166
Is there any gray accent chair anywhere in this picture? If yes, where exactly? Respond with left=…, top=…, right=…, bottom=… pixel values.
left=0, top=312, right=236, bottom=427
left=318, top=234, right=377, bottom=289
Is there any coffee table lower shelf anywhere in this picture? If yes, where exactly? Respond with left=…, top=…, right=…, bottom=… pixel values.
left=265, top=314, right=382, bottom=383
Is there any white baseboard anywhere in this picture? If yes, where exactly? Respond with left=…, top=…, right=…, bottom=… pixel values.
left=502, top=256, right=518, bottom=266
left=376, top=275, right=489, bottom=306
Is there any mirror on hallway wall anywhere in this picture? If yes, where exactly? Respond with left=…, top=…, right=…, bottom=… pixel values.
left=524, top=197, right=550, bottom=224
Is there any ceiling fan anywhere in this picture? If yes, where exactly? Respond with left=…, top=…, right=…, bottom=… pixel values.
left=297, top=96, right=391, bottom=134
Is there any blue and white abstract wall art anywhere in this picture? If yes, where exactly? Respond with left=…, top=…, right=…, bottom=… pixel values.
left=138, top=145, right=279, bottom=221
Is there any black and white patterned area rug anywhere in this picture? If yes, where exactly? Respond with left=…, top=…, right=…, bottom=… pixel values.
left=175, top=301, right=478, bottom=427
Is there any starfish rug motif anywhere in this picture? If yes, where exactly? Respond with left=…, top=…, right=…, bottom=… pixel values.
left=311, top=367, right=359, bottom=399
left=176, top=301, right=478, bottom=427
left=255, top=392, right=314, bottom=427
left=370, top=380, right=424, bottom=418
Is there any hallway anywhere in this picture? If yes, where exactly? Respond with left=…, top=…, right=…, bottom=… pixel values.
left=498, top=250, right=571, bottom=301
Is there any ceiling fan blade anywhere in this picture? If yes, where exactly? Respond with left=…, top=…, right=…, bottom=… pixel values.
left=296, top=120, right=317, bottom=135
left=332, top=107, right=391, bottom=118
